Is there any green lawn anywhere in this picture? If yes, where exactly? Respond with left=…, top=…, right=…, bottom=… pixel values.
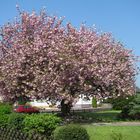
left=72, top=110, right=140, bottom=139
left=74, top=110, right=121, bottom=122
left=84, top=125, right=140, bottom=140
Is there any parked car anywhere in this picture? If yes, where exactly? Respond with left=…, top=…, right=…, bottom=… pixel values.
left=14, top=104, right=39, bottom=113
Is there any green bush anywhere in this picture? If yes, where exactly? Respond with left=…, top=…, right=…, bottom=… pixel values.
left=0, top=103, right=12, bottom=127
left=17, top=96, right=30, bottom=105
left=128, top=94, right=140, bottom=119
left=92, top=97, right=97, bottom=108
left=120, top=94, right=140, bottom=119
left=0, top=103, right=12, bottom=114
left=23, top=113, right=61, bottom=137
left=53, top=124, right=89, bottom=140
left=104, top=96, right=134, bottom=110
left=0, top=114, right=9, bottom=126
left=8, top=113, right=27, bottom=129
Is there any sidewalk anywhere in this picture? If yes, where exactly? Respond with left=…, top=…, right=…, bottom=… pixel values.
left=92, top=122, right=140, bottom=126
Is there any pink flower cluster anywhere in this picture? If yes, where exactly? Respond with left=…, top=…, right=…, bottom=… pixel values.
left=0, top=9, right=137, bottom=102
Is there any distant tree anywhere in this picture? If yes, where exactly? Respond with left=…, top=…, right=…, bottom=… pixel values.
left=136, top=86, right=140, bottom=94
left=92, top=97, right=97, bottom=108
left=0, top=7, right=137, bottom=115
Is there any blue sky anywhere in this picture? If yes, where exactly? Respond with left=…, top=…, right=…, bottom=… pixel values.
left=0, top=0, right=140, bottom=87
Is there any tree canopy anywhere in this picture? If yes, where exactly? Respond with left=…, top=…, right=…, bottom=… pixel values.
left=0, top=8, right=137, bottom=104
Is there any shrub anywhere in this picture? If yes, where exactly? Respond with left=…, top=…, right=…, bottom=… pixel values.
left=120, top=94, right=140, bottom=119
left=17, top=96, right=30, bottom=105
left=8, top=113, right=27, bottom=129
left=128, top=94, right=140, bottom=119
left=23, top=113, right=61, bottom=137
left=0, top=103, right=12, bottom=114
left=0, top=103, right=12, bottom=126
left=92, top=97, right=97, bottom=108
left=53, top=124, right=89, bottom=140
left=104, top=96, right=134, bottom=110
left=119, top=103, right=133, bottom=119
left=0, top=114, right=9, bottom=127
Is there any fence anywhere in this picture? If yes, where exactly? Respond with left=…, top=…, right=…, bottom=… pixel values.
left=0, top=126, right=48, bottom=140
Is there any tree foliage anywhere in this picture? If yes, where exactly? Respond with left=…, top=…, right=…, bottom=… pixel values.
left=0, top=7, right=137, bottom=104
left=119, top=94, right=140, bottom=119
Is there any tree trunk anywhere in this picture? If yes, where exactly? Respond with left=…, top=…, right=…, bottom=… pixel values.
left=60, top=99, right=72, bottom=116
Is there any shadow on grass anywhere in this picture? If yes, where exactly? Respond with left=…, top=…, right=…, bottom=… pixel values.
left=68, top=110, right=121, bottom=123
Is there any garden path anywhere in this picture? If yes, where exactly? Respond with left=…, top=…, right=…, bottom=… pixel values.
left=92, top=122, right=140, bottom=126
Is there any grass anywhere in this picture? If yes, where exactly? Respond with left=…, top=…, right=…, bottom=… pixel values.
left=71, top=110, right=140, bottom=139
left=84, top=125, right=140, bottom=140
left=74, top=110, right=121, bottom=122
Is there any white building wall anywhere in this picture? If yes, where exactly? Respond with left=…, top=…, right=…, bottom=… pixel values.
left=30, top=97, right=93, bottom=109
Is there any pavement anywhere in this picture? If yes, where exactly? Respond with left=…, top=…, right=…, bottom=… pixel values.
left=92, top=122, right=140, bottom=126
